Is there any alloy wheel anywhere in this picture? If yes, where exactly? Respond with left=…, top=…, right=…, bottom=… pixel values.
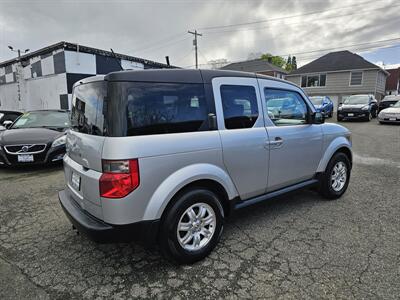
left=330, top=161, right=347, bottom=192
left=177, top=203, right=216, bottom=251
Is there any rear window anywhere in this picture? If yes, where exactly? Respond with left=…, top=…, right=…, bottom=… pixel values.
left=71, top=81, right=210, bottom=137
left=108, top=82, right=209, bottom=136
left=71, top=81, right=107, bottom=136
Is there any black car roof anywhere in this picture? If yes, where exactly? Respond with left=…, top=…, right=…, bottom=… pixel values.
left=0, top=110, right=22, bottom=114
left=98, top=69, right=297, bottom=86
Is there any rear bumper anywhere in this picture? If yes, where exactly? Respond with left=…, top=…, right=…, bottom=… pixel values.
left=58, top=189, right=160, bottom=244
left=378, top=118, right=400, bottom=123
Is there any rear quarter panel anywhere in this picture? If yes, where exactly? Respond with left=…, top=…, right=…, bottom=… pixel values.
left=100, top=131, right=238, bottom=224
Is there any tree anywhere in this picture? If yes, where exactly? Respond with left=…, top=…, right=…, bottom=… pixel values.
left=260, top=53, right=286, bottom=68
left=285, top=55, right=293, bottom=72
left=291, top=56, right=297, bottom=70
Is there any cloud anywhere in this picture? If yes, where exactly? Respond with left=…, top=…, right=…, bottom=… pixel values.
left=0, top=0, right=398, bottom=67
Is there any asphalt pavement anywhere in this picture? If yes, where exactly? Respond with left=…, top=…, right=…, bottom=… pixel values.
left=0, top=119, right=399, bottom=299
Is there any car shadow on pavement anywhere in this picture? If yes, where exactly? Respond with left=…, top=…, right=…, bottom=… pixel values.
left=0, top=162, right=63, bottom=174
left=62, top=188, right=323, bottom=268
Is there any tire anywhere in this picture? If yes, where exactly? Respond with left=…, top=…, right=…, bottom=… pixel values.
left=337, top=115, right=343, bottom=122
left=365, top=112, right=372, bottom=121
left=158, top=188, right=224, bottom=264
left=318, top=152, right=351, bottom=200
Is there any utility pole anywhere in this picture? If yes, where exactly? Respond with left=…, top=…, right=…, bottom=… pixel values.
left=188, top=30, right=202, bottom=69
left=8, top=46, right=29, bottom=108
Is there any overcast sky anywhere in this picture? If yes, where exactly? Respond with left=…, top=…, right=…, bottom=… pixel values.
left=0, top=0, right=399, bottom=68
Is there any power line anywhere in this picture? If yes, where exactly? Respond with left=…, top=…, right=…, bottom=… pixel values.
left=183, top=38, right=400, bottom=68
left=133, top=36, right=191, bottom=56
left=130, top=32, right=187, bottom=54
left=198, top=0, right=386, bottom=31
left=201, top=3, right=400, bottom=35
left=277, top=37, right=400, bottom=58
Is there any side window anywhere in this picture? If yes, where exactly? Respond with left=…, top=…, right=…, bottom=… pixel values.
left=220, top=85, right=259, bottom=129
left=264, top=88, right=309, bottom=126
left=125, top=83, right=208, bottom=136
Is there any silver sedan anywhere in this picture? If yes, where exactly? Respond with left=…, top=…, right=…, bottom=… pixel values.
left=378, top=100, right=400, bottom=124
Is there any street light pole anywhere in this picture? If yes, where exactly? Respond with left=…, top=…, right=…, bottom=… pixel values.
left=8, top=46, right=29, bottom=107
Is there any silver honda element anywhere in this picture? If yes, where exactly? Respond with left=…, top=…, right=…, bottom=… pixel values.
left=59, top=69, right=352, bottom=264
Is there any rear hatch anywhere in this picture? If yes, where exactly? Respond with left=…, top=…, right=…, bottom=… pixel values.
left=64, top=79, right=107, bottom=220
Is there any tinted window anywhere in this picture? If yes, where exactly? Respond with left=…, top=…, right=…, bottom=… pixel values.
left=71, top=81, right=107, bottom=136
left=0, top=113, right=20, bottom=123
left=121, top=82, right=208, bottom=136
left=264, top=89, right=308, bottom=126
left=220, top=85, right=258, bottom=129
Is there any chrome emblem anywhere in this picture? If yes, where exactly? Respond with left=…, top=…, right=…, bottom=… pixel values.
left=21, top=146, right=29, bottom=152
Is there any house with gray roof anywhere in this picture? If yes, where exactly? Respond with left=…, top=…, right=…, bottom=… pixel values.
left=285, top=51, right=389, bottom=110
left=220, top=58, right=288, bottom=79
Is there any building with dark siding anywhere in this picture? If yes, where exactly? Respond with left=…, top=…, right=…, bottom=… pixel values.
left=0, top=41, right=174, bottom=111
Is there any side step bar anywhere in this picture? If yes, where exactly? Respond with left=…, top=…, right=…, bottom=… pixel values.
left=234, top=179, right=319, bottom=210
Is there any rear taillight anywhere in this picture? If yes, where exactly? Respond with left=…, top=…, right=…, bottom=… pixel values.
left=99, top=159, right=140, bottom=198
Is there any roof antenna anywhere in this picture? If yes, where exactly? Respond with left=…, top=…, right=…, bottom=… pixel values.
left=110, top=48, right=124, bottom=70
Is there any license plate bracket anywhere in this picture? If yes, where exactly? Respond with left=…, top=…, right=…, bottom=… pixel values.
left=18, top=154, right=34, bottom=162
left=347, top=113, right=354, bottom=116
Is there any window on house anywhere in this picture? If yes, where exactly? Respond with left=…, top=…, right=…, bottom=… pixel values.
left=301, top=74, right=326, bottom=87
left=301, top=76, right=307, bottom=87
left=350, top=71, right=363, bottom=85
left=320, top=74, right=326, bottom=86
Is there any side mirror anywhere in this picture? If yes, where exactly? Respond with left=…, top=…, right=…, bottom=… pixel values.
left=2, top=120, right=13, bottom=129
left=208, top=113, right=217, bottom=130
left=313, top=112, right=325, bottom=124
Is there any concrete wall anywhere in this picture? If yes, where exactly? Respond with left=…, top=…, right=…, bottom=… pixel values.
left=0, top=83, right=19, bottom=110
left=24, top=74, right=68, bottom=110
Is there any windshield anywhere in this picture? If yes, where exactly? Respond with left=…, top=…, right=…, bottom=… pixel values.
left=344, top=95, right=369, bottom=105
left=309, top=97, right=324, bottom=105
left=12, top=111, right=70, bottom=129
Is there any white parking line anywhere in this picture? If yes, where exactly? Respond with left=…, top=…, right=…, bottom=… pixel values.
left=353, top=153, right=400, bottom=168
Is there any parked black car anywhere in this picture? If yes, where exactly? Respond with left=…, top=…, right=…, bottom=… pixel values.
left=0, top=110, right=70, bottom=166
left=0, top=110, right=23, bottom=130
left=378, top=95, right=400, bottom=113
left=337, top=94, right=378, bottom=121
